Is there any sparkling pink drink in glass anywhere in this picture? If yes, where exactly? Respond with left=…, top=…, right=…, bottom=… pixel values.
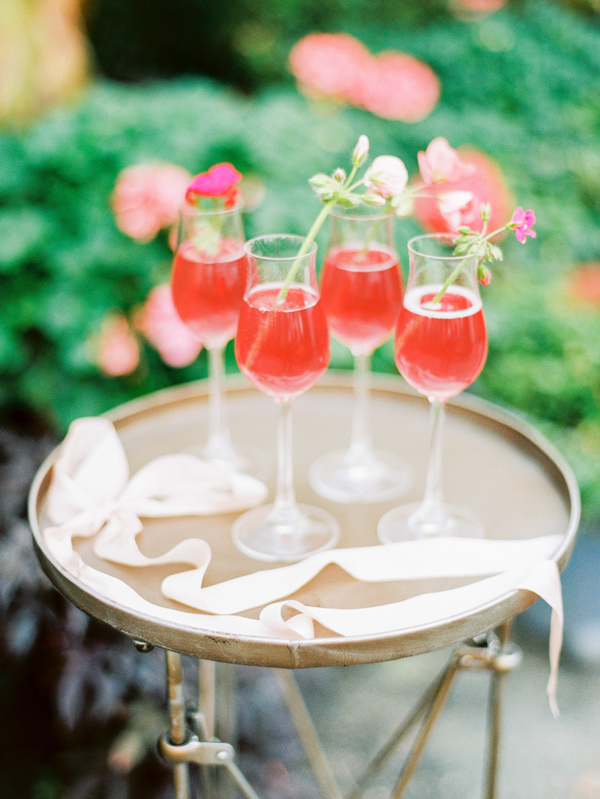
left=378, top=233, right=488, bottom=543
left=309, top=209, right=411, bottom=504
left=233, top=234, right=339, bottom=562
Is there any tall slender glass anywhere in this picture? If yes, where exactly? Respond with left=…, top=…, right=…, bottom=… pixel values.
left=378, top=233, right=488, bottom=543
left=309, top=207, right=411, bottom=503
left=233, top=234, right=340, bottom=562
left=171, top=201, right=266, bottom=476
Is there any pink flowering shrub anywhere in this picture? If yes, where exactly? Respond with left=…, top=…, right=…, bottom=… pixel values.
left=288, top=33, right=372, bottom=105
left=413, top=148, right=513, bottom=234
left=289, top=33, right=439, bottom=123
left=566, top=264, right=600, bottom=308
left=111, top=162, right=192, bottom=242
left=97, top=314, right=140, bottom=377
left=359, top=51, right=440, bottom=122
left=133, top=284, right=202, bottom=368
left=450, top=0, right=507, bottom=18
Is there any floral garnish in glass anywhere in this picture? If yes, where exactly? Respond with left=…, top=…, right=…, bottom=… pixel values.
left=171, top=163, right=267, bottom=477
left=233, top=235, right=339, bottom=561
left=378, top=204, right=536, bottom=542
left=307, top=136, right=474, bottom=503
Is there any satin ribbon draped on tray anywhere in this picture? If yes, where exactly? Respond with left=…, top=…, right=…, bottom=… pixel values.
left=43, top=417, right=565, bottom=715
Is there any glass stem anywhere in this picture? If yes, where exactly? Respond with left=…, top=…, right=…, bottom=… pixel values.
left=418, top=399, right=446, bottom=525
left=272, top=400, right=299, bottom=521
left=205, top=345, right=234, bottom=461
left=346, top=352, right=372, bottom=463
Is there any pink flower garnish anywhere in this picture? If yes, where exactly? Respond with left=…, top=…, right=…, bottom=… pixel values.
left=359, top=51, right=440, bottom=123
left=509, top=207, right=537, bottom=243
left=364, top=155, right=409, bottom=199
left=185, top=163, right=242, bottom=208
left=418, top=137, right=469, bottom=185
left=133, top=284, right=202, bottom=368
left=112, top=163, right=192, bottom=242
left=97, top=314, right=140, bottom=377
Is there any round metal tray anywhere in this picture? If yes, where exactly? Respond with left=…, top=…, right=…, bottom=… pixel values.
left=28, top=373, right=579, bottom=668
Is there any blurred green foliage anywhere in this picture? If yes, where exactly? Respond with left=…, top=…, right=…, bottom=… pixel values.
left=1, top=0, right=600, bottom=523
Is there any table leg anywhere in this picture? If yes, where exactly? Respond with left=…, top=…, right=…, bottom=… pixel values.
left=274, top=669, right=344, bottom=799
left=165, top=650, right=192, bottom=799
left=348, top=628, right=521, bottom=799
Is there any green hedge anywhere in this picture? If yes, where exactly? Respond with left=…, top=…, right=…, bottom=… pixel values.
left=1, top=0, right=600, bottom=523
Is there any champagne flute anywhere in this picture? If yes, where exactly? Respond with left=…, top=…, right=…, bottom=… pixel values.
left=233, top=234, right=340, bottom=562
left=378, top=233, right=488, bottom=542
left=309, top=207, right=411, bottom=502
left=171, top=201, right=267, bottom=477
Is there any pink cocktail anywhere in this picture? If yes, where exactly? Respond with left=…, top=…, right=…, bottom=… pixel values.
left=309, top=209, right=411, bottom=504
left=378, top=233, right=488, bottom=543
left=394, top=284, right=487, bottom=401
left=233, top=234, right=339, bottom=562
left=170, top=201, right=266, bottom=473
left=320, top=245, right=403, bottom=355
left=171, top=238, right=247, bottom=349
left=236, top=284, right=329, bottom=401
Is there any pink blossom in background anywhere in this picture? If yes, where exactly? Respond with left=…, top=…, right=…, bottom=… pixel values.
left=134, top=284, right=202, bottom=368
left=97, top=315, right=140, bottom=377
left=450, top=0, right=507, bottom=17
left=112, top=162, right=192, bottom=242
left=418, top=137, right=470, bottom=185
left=288, top=32, right=372, bottom=104
left=288, top=33, right=439, bottom=122
left=566, top=264, right=600, bottom=307
left=414, top=149, right=513, bottom=235
left=359, top=51, right=440, bottom=122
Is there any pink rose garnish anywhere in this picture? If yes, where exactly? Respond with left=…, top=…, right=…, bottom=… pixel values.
left=97, top=314, right=140, bottom=377
left=418, top=137, right=469, bottom=185
left=509, top=207, right=537, bottom=243
left=364, top=155, right=409, bottom=200
left=133, top=284, right=202, bottom=368
left=112, top=163, right=192, bottom=242
left=359, top=51, right=440, bottom=123
left=185, top=163, right=242, bottom=208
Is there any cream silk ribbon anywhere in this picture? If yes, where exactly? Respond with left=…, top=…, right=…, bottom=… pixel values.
left=42, top=417, right=566, bottom=716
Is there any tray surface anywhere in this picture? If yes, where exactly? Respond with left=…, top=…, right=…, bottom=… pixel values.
left=28, top=373, right=579, bottom=668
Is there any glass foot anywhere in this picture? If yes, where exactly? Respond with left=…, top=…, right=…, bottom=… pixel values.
left=377, top=501, right=484, bottom=543
left=232, top=503, right=340, bottom=562
left=187, top=441, right=271, bottom=483
left=309, top=449, right=411, bottom=504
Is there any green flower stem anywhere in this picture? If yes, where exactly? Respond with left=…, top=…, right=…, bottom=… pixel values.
left=276, top=161, right=362, bottom=303
left=432, top=258, right=470, bottom=304
left=276, top=200, right=336, bottom=302
left=360, top=218, right=383, bottom=258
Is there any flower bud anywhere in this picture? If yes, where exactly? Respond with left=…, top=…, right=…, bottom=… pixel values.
left=352, top=135, right=369, bottom=167
left=333, top=168, right=346, bottom=183
left=480, top=203, right=491, bottom=222
left=478, top=264, right=492, bottom=286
